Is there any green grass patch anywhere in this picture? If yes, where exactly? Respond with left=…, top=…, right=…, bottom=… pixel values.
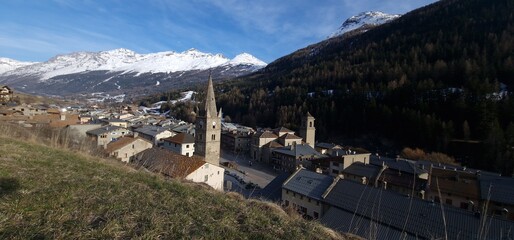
left=0, top=137, right=350, bottom=239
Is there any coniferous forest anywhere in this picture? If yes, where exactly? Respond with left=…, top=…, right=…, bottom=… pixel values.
left=151, top=0, right=514, bottom=174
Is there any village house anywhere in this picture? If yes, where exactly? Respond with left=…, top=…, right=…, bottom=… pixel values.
left=86, top=125, right=131, bottom=146
left=161, top=132, right=195, bottom=157
left=0, top=86, right=14, bottom=103
left=251, top=113, right=316, bottom=164
left=271, top=143, right=325, bottom=172
left=133, top=125, right=174, bottom=145
left=105, top=135, right=153, bottom=162
left=427, top=166, right=482, bottom=211
left=251, top=130, right=279, bottom=163
left=102, top=118, right=129, bottom=128
left=132, top=147, right=224, bottom=190
left=282, top=168, right=333, bottom=219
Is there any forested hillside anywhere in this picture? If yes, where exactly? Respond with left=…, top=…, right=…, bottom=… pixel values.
left=214, top=0, right=514, bottom=174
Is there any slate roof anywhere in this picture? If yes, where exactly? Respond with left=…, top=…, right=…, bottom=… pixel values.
left=370, top=155, right=427, bottom=175
left=315, top=142, right=339, bottom=150
left=107, top=118, right=128, bottom=123
left=282, top=168, right=334, bottom=200
left=86, top=125, right=124, bottom=136
left=342, top=162, right=381, bottom=179
left=162, top=132, right=195, bottom=144
left=134, top=125, right=170, bottom=137
left=133, top=148, right=205, bottom=178
left=273, top=144, right=324, bottom=158
left=479, top=175, right=514, bottom=205
left=258, top=172, right=291, bottom=202
left=321, top=178, right=514, bottom=240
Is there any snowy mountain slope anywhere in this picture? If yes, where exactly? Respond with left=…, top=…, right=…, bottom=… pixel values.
left=0, top=48, right=267, bottom=97
left=1, top=48, right=266, bottom=81
left=329, top=11, right=401, bottom=38
left=0, top=58, right=38, bottom=75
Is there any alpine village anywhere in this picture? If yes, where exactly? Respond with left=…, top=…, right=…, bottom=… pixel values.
left=1, top=0, right=514, bottom=239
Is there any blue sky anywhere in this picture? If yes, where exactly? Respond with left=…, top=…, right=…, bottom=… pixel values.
left=0, top=0, right=436, bottom=63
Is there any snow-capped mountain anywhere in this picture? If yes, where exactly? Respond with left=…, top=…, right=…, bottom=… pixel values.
left=1, top=48, right=266, bottom=80
left=0, top=58, right=38, bottom=74
left=329, top=11, right=401, bottom=38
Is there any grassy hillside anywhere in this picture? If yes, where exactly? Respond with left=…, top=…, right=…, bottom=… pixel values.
left=0, top=137, right=351, bottom=239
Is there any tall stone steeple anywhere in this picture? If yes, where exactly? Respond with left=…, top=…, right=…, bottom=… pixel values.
left=194, top=74, right=221, bottom=166
left=300, top=112, right=316, bottom=148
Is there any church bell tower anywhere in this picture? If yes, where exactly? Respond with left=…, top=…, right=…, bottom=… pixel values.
left=300, top=112, right=315, bottom=148
left=194, top=74, right=221, bottom=166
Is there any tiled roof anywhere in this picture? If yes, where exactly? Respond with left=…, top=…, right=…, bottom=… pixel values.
left=105, top=136, right=150, bottom=153
left=273, top=126, right=294, bottom=135
left=342, top=162, right=381, bottom=179
left=282, top=168, right=334, bottom=200
left=278, top=133, right=302, bottom=140
left=478, top=175, right=514, bottom=205
left=262, top=141, right=284, bottom=149
left=86, top=125, right=124, bottom=136
left=133, top=148, right=205, bottom=178
left=255, top=131, right=278, bottom=139
left=162, top=132, right=194, bottom=144
left=321, top=178, right=514, bottom=240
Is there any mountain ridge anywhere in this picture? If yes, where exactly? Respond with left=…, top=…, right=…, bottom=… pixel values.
left=328, top=11, right=401, bottom=38
left=0, top=48, right=266, bottom=79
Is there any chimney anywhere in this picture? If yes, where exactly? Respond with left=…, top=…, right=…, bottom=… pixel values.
left=60, top=114, right=66, bottom=121
left=134, top=132, right=139, bottom=138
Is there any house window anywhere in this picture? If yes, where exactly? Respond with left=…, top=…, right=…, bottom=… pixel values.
left=308, top=198, right=311, bottom=203
left=204, top=175, right=208, bottom=182
left=309, top=122, right=312, bottom=128
left=285, top=200, right=289, bottom=206
left=211, top=134, right=216, bottom=140
left=316, top=201, right=319, bottom=206
left=186, top=144, right=189, bottom=148
left=132, top=144, right=134, bottom=149
left=186, top=152, right=189, bottom=157
left=314, top=211, right=319, bottom=219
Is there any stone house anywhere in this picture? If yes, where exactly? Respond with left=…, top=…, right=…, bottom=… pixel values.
left=272, top=143, right=325, bottom=172
left=0, top=86, right=13, bottom=103
left=105, top=136, right=153, bottom=162
left=162, top=132, right=195, bottom=157
left=282, top=168, right=333, bottom=219
left=133, top=125, right=175, bottom=145
left=133, top=147, right=224, bottom=190
left=86, top=125, right=131, bottom=146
